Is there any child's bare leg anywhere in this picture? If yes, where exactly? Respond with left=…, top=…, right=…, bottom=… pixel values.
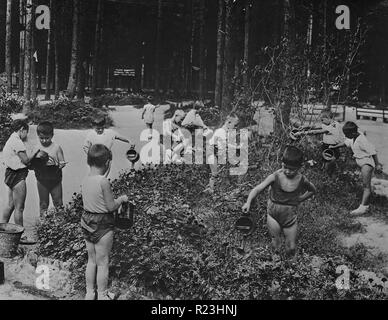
left=85, top=240, right=97, bottom=299
left=95, top=231, right=114, bottom=293
left=283, top=222, right=298, bottom=258
left=266, top=214, right=282, bottom=253
left=12, top=180, right=26, bottom=226
left=360, top=165, right=373, bottom=206
left=1, top=187, right=14, bottom=223
left=51, top=183, right=63, bottom=210
left=37, top=181, right=50, bottom=217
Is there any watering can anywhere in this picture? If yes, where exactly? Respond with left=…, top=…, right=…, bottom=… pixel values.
left=235, top=212, right=256, bottom=236
left=126, top=145, right=140, bottom=165
left=322, top=148, right=335, bottom=161
left=115, top=201, right=135, bottom=230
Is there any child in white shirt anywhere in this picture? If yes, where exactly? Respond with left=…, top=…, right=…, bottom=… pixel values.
left=83, top=116, right=132, bottom=153
left=1, top=120, right=39, bottom=233
left=330, top=121, right=383, bottom=215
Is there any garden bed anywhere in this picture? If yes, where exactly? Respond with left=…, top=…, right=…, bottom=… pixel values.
left=36, top=136, right=388, bottom=300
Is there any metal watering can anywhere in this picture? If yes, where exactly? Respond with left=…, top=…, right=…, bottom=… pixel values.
left=234, top=212, right=256, bottom=236
left=115, top=201, right=135, bottom=230
left=126, top=145, right=140, bottom=165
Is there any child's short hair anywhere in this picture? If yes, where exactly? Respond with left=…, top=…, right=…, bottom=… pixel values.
left=37, top=121, right=54, bottom=136
left=87, top=144, right=112, bottom=167
left=92, top=115, right=106, bottom=126
left=342, top=121, right=358, bottom=135
left=11, top=119, right=29, bottom=132
left=282, top=145, right=304, bottom=167
left=320, top=110, right=333, bottom=120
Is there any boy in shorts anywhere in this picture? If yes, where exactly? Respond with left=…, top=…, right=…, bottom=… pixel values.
left=329, top=121, right=383, bottom=215
left=1, top=120, right=39, bottom=233
left=242, top=146, right=316, bottom=258
left=32, top=121, right=66, bottom=217
left=81, top=144, right=128, bottom=300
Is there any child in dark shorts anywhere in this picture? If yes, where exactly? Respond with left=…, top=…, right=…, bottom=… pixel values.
left=1, top=120, right=39, bottom=236
left=81, top=144, right=128, bottom=300
left=242, top=146, right=316, bottom=259
left=32, top=122, right=66, bottom=217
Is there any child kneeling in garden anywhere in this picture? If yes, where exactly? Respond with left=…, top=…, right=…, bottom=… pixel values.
left=329, top=121, right=383, bottom=215
left=242, top=146, right=316, bottom=259
left=81, top=144, right=128, bottom=300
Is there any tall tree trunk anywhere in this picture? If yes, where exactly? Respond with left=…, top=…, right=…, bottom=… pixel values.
left=214, top=0, right=225, bottom=107
left=53, top=0, right=60, bottom=100
left=91, top=0, right=103, bottom=99
left=77, top=1, right=86, bottom=100
left=19, top=0, right=25, bottom=96
left=221, top=0, right=234, bottom=114
left=243, top=0, right=250, bottom=90
left=184, top=0, right=193, bottom=95
left=5, top=0, right=12, bottom=93
left=23, top=0, right=33, bottom=107
left=44, top=0, right=53, bottom=100
left=30, top=13, right=37, bottom=101
left=198, top=0, right=206, bottom=100
left=67, top=0, right=80, bottom=99
left=155, top=0, right=163, bottom=95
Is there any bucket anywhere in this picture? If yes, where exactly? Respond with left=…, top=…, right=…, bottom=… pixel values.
left=235, top=215, right=255, bottom=235
left=0, top=223, right=25, bottom=258
left=115, top=201, right=135, bottom=230
left=322, top=149, right=335, bottom=161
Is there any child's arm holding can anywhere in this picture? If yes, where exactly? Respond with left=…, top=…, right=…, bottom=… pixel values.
left=242, top=173, right=276, bottom=213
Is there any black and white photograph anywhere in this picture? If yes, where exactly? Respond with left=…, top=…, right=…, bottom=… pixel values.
left=0, top=0, right=387, bottom=307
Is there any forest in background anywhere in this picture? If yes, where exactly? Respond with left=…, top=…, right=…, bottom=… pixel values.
left=1, top=0, right=388, bottom=116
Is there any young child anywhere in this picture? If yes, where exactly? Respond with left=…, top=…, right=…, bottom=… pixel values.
left=32, top=121, right=66, bottom=217
left=81, top=144, right=128, bottom=300
left=294, top=110, right=344, bottom=176
left=329, top=121, right=383, bottom=215
left=83, top=116, right=133, bottom=154
left=242, top=146, right=316, bottom=258
left=163, top=109, right=186, bottom=164
left=1, top=120, right=39, bottom=239
left=141, top=96, right=159, bottom=139
left=205, top=114, right=240, bottom=193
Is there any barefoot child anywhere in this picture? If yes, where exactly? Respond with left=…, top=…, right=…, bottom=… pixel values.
left=141, top=96, right=160, bottom=139
left=1, top=120, right=39, bottom=237
left=242, top=146, right=316, bottom=258
left=294, top=110, right=343, bottom=176
left=81, top=144, right=128, bottom=300
left=205, top=114, right=240, bottom=193
left=329, top=121, right=383, bottom=215
left=32, top=121, right=66, bottom=217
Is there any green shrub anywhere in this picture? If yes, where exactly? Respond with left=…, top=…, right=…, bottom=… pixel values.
left=28, top=98, right=113, bottom=129
left=0, top=83, right=25, bottom=150
left=91, top=93, right=147, bottom=109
